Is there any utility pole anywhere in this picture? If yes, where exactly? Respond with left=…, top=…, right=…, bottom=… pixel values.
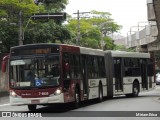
left=77, top=10, right=80, bottom=46
left=18, top=11, right=23, bottom=45
left=73, top=10, right=90, bottom=45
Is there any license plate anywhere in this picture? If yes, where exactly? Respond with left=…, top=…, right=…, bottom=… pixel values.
left=31, top=100, right=40, bottom=104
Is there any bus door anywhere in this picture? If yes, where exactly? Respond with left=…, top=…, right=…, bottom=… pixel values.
left=114, top=58, right=123, bottom=92
left=141, top=59, right=148, bottom=90
left=81, top=55, right=88, bottom=98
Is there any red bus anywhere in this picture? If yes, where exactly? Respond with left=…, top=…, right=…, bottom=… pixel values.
left=2, top=43, right=156, bottom=111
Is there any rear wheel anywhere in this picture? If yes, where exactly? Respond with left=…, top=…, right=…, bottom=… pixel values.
left=28, top=105, right=37, bottom=111
left=126, top=82, right=139, bottom=97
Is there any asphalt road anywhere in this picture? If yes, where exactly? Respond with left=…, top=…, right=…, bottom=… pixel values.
left=0, top=86, right=160, bottom=120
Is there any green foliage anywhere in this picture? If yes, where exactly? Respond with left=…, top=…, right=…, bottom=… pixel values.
left=0, top=21, right=18, bottom=52
left=0, top=0, right=41, bottom=52
left=37, top=0, right=68, bottom=12
left=0, top=1, right=122, bottom=53
left=114, top=44, right=136, bottom=52
left=24, top=20, right=71, bottom=44
left=66, top=10, right=122, bottom=49
left=0, top=0, right=69, bottom=53
left=103, top=37, right=115, bottom=50
left=0, top=0, right=40, bottom=19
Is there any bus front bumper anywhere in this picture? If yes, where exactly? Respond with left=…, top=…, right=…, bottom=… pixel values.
left=10, top=93, right=64, bottom=106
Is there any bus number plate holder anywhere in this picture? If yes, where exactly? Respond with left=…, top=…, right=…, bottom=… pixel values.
left=31, top=100, right=40, bottom=104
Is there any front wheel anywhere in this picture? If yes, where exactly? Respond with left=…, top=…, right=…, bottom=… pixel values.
left=73, top=87, right=80, bottom=108
left=28, top=105, right=37, bottom=111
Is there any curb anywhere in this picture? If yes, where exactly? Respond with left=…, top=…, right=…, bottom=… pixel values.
left=0, top=91, right=9, bottom=97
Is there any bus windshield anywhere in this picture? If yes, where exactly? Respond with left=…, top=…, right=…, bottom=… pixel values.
left=9, top=55, right=60, bottom=88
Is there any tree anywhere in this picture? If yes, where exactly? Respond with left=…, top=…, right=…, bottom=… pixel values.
left=0, top=0, right=41, bottom=22
left=66, top=10, right=122, bottom=49
left=24, top=20, right=71, bottom=44
left=0, top=0, right=69, bottom=53
left=35, top=0, right=68, bottom=12
left=0, top=0, right=41, bottom=52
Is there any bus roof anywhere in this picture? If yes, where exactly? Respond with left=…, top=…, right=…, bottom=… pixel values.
left=10, top=43, right=58, bottom=49
left=10, top=43, right=104, bottom=56
left=80, top=47, right=104, bottom=56
left=10, top=44, right=150, bottom=58
left=105, top=50, right=150, bottom=58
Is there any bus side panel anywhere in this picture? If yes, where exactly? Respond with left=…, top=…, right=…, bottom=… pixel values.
left=104, top=52, right=113, bottom=98
left=88, top=78, right=107, bottom=100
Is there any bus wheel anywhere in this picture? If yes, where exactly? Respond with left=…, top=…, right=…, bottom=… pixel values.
left=132, top=82, right=139, bottom=97
left=74, top=87, right=80, bottom=108
left=125, top=94, right=132, bottom=97
left=28, top=105, right=37, bottom=111
left=98, top=84, right=103, bottom=102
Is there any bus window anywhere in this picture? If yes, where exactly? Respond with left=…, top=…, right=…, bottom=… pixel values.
left=63, top=53, right=70, bottom=79
left=10, top=56, right=60, bottom=88
left=93, top=56, right=98, bottom=78
left=87, top=56, right=94, bottom=79
left=131, top=58, right=140, bottom=76
left=124, top=58, right=140, bottom=77
left=98, top=57, right=105, bottom=78
left=69, top=54, right=82, bottom=79
left=147, top=59, right=154, bottom=76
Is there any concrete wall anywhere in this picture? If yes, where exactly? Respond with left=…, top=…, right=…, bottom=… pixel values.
left=126, top=0, right=160, bottom=52
left=147, top=0, right=156, bottom=21
left=0, top=53, right=9, bottom=95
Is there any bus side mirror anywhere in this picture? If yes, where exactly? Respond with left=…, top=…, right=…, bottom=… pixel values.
left=2, top=61, right=6, bottom=73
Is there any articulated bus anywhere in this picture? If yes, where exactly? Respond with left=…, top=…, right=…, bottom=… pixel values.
left=2, top=43, right=156, bottom=111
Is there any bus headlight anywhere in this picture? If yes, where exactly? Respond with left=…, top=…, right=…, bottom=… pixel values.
left=54, top=89, right=61, bottom=95
left=49, top=88, right=62, bottom=97
left=10, top=90, right=21, bottom=98
left=10, top=90, right=16, bottom=96
left=54, top=89, right=62, bottom=95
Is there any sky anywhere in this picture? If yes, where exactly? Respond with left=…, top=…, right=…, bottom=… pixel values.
left=65, top=0, right=148, bottom=37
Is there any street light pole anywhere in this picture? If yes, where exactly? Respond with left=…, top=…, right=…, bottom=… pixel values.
left=18, top=11, right=23, bottom=45
left=73, top=10, right=90, bottom=45
left=77, top=10, right=80, bottom=45
left=23, top=16, right=32, bottom=41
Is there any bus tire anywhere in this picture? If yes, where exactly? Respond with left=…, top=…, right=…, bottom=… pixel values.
left=74, top=87, right=80, bottom=108
left=28, top=105, right=37, bottom=111
left=98, top=84, right=103, bottom=102
left=125, top=94, right=132, bottom=97
left=132, top=82, right=139, bottom=97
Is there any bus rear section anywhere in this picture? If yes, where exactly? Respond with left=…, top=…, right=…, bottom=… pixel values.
left=105, top=51, right=156, bottom=97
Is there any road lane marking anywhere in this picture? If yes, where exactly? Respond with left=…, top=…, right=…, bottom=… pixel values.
left=0, top=103, right=10, bottom=107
